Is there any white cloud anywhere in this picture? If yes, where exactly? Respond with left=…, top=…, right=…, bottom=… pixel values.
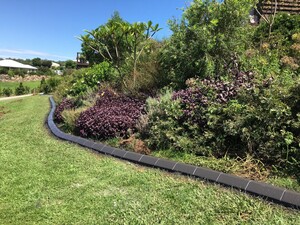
left=0, top=48, right=73, bottom=60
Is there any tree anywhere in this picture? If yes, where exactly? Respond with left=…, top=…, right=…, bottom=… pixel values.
left=65, top=60, right=76, bottom=69
left=32, top=58, right=41, bottom=67
left=79, top=11, right=129, bottom=66
left=41, top=60, right=52, bottom=68
left=78, top=12, right=161, bottom=87
left=159, top=0, right=256, bottom=88
left=121, top=21, right=161, bottom=86
left=255, top=0, right=278, bottom=38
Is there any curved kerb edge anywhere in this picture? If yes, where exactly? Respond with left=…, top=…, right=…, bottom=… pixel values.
left=47, top=96, right=300, bottom=209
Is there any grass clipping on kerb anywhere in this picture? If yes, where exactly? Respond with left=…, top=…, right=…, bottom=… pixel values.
left=0, top=96, right=299, bottom=224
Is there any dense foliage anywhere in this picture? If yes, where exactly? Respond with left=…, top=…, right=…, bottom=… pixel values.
left=15, top=82, right=30, bottom=95
left=1, top=87, right=13, bottom=97
left=254, top=13, right=300, bottom=50
left=0, top=83, right=33, bottom=97
left=143, top=72, right=300, bottom=171
left=39, top=76, right=62, bottom=94
left=217, top=76, right=300, bottom=167
left=79, top=12, right=129, bottom=66
left=159, top=0, right=255, bottom=88
left=135, top=1, right=300, bottom=170
left=68, top=62, right=117, bottom=96
left=251, top=13, right=300, bottom=76
left=75, top=89, right=145, bottom=139
left=79, top=12, right=161, bottom=89
left=53, top=0, right=300, bottom=175
left=65, top=60, right=77, bottom=69
left=143, top=64, right=254, bottom=155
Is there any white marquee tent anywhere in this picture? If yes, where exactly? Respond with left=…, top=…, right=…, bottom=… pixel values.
left=0, top=59, right=37, bottom=70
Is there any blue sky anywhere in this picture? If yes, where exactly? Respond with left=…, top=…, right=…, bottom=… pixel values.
left=0, top=0, right=190, bottom=61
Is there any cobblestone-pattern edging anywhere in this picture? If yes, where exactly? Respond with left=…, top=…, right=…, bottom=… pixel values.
left=47, top=97, right=300, bottom=209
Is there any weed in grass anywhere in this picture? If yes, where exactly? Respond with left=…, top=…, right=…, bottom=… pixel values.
left=230, top=155, right=270, bottom=181
left=119, top=134, right=151, bottom=155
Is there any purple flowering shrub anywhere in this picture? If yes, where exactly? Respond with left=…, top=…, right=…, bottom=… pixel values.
left=54, top=98, right=75, bottom=123
left=172, top=71, right=254, bottom=127
left=75, top=89, right=145, bottom=139
left=145, top=70, right=254, bottom=154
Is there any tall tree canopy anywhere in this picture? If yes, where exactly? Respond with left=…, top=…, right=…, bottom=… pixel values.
left=78, top=11, right=161, bottom=87
left=159, top=0, right=257, bottom=88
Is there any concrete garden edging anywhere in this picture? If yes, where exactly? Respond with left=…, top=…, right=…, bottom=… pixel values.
left=47, top=96, right=300, bottom=209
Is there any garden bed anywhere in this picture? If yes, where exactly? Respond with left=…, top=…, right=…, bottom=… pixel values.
left=50, top=96, right=300, bottom=207
left=2, top=96, right=300, bottom=223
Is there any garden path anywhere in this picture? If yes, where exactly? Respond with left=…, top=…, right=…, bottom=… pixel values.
left=0, top=94, right=33, bottom=101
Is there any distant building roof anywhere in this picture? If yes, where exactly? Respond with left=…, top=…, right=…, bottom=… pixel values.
left=0, top=59, right=37, bottom=70
left=51, top=62, right=60, bottom=68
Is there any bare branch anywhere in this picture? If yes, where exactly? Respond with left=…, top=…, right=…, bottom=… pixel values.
left=254, top=7, right=270, bottom=24
left=269, top=0, right=278, bottom=37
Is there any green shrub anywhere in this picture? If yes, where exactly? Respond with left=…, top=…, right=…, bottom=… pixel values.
left=241, top=49, right=281, bottom=79
left=65, top=60, right=77, bottom=69
left=63, top=68, right=76, bottom=76
left=36, top=67, right=54, bottom=76
left=7, top=70, right=14, bottom=77
left=0, top=67, right=8, bottom=74
left=2, top=87, right=13, bottom=97
left=39, top=77, right=50, bottom=94
left=254, top=13, right=300, bottom=51
left=68, top=62, right=118, bottom=96
left=47, top=76, right=61, bottom=89
left=140, top=89, right=196, bottom=152
left=14, top=69, right=26, bottom=77
left=53, top=75, right=74, bottom=103
left=205, top=74, right=300, bottom=171
left=159, top=0, right=255, bottom=88
left=39, top=76, right=62, bottom=94
left=15, top=82, right=30, bottom=95
left=251, top=14, right=300, bottom=75
left=142, top=69, right=300, bottom=172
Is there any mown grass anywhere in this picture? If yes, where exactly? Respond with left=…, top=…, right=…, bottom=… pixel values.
left=0, top=80, right=40, bottom=90
left=0, top=96, right=299, bottom=224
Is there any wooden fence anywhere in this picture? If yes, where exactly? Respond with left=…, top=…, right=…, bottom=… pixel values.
left=258, top=0, right=300, bottom=15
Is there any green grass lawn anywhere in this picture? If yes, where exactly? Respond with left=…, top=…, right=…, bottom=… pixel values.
left=0, top=96, right=299, bottom=224
left=0, top=80, right=40, bottom=90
